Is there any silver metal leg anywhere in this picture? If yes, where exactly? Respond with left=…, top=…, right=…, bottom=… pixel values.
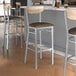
left=3, top=20, right=6, bottom=56
left=63, top=36, right=69, bottom=76
left=75, top=36, right=76, bottom=72
left=39, top=31, right=43, bottom=59
left=21, top=29, right=23, bottom=48
left=20, top=19, right=23, bottom=48
left=35, top=29, right=38, bottom=69
left=3, top=15, right=9, bottom=56
left=24, top=28, right=38, bottom=69
left=51, top=27, right=54, bottom=64
left=6, top=16, right=10, bottom=56
left=15, top=19, right=18, bottom=45
left=24, top=28, right=29, bottom=64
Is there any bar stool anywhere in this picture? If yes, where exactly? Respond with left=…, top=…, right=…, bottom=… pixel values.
left=63, top=8, right=76, bottom=76
left=24, top=6, right=54, bottom=69
left=3, top=3, right=24, bottom=56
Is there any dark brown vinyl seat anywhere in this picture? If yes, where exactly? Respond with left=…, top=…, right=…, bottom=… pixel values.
left=9, top=16, right=23, bottom=20
left=69, top=27, right=76, bottom=35
left=30, top=22, right=54, bottom=28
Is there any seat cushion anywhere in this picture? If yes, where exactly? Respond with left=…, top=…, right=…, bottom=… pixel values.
left=9, top=16, right=24, bottom=20
left=69, top=27, right=76, bottom=35
left=30, top=22, right=54, bottom=28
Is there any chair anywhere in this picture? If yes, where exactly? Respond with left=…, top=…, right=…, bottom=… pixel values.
left=3, top=3, right=24, bottom=55
left=24, top=6, right=54, bottom=69
left=63, top=8, right=76, bottom=76
left=9, top=2, right=24, bottom=48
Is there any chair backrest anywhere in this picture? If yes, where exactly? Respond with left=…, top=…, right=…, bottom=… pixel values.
left=64, top=7, right=76, bottom=36
left=3, top=3, right=11, bottom=26
left=27, top=6, right=44, bottom=14
left=25, top=6, right=44, bottom=28
left=67, top=8, right=76, bottom=20
left=3, top=3, right=11, bottom=17
left=3, top=3, right=11, bottom=12
left=16, top=2, right=21, bottom=8
left=15, top=2, right=21, bottom=16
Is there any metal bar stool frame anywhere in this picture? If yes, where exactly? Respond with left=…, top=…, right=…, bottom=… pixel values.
left=24, top=6, right=54, bottom=69
left=3, top=3, right=24, bottom=56
left=63, top=8, right=76, bottom=76
left=3, top=4, right=10, bottom=56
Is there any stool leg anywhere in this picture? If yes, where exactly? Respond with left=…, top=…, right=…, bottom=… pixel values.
left=6, top=28, right=9, bottom=56
left=3, top=18, right=9, bottom=56
left=24, top=28, right=29, bottom=64
left=15, top=19, right=18, bottom=45
left=51, top=27, right=54, bottom=64
left=75, top=36, right=76, bottom=72
left=20, top=19, right=23, bottom=48
left=6, top=16, right=10, bottom=56
left=16, top=8, right=18, bottom=37
left=39, top=31, right=43, bottom=59
left=3, top=20, right=6, bottom=56
left=35, top=29, right=38, bottom=69
left=63, top=36, right=69, bottom=76
left=3, top=8, right=10, bottom=56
